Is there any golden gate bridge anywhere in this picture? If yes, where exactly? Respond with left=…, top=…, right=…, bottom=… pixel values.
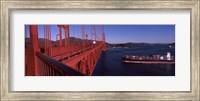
left=25, top=25, right=106, bottom=76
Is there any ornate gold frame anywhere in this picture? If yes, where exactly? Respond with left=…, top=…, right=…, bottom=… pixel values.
left=1, top=0, right=199, bottom=100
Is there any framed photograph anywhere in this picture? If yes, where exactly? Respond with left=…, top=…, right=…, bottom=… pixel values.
left=1, top=0, right=199, bottom=100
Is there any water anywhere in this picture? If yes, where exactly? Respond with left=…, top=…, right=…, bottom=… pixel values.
left=92, top=46, right=175, bottom=76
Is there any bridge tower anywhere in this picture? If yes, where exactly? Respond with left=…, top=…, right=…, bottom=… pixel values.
left=44, top=25, right=52, bottom=56
left=56, top=34, right=59, bottom=46
left=57, top=25, right=63, bottom=46
left=63, top=25, right=70, bottom=47
left=102, top=26, right=106, bottom=51
left=29, top=25, right=40, bottom=75
left=82, top=25, right=85, bottom=47
left=90, top=25, right=97, bottom=45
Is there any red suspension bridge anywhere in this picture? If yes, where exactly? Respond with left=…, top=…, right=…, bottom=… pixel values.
left=25, top=25, right=106, bottom=76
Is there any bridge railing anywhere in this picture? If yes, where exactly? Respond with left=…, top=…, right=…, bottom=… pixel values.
left=35, top=52, right=86, bottom=76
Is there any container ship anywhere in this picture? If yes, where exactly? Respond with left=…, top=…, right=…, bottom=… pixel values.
left=122, top=52, right=175, bottom=64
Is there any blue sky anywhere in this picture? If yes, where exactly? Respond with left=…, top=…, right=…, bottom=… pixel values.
left=25, top=25, right=175, bottom=44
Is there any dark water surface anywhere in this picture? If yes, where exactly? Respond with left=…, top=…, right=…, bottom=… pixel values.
left=92, top=46, right=175, bottom=76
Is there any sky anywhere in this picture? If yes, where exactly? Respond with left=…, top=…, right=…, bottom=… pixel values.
left=25, top=25, right=175, bottom=44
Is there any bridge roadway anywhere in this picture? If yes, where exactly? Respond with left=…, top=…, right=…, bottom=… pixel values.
left=64, top=44, right=102, bottom=67
left=50, top=43, right=103, bottom=75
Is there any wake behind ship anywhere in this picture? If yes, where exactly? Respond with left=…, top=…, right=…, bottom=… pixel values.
left=122, top=52, right=175, bottom=64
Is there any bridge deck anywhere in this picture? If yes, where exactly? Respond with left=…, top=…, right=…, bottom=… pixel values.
left=64, top=44, right=103, bottom=69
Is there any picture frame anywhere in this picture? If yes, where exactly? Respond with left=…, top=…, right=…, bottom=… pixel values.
left=1, top=0, right=199, bottom=100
